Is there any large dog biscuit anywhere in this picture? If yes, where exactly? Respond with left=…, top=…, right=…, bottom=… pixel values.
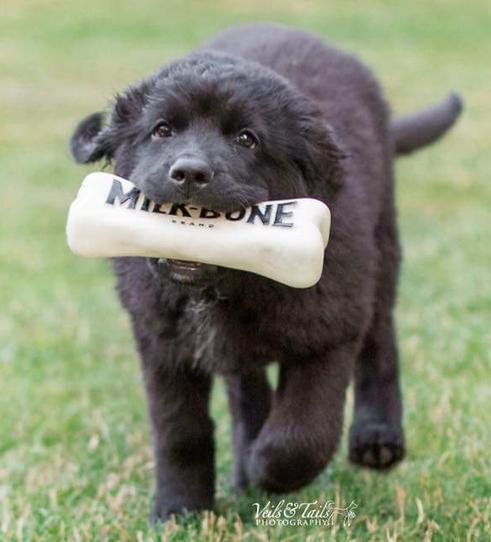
left=66, top=172, right=331, bottom=288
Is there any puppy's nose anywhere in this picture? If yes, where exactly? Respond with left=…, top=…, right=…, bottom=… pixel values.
left=169, top=158, right=213, bottom=187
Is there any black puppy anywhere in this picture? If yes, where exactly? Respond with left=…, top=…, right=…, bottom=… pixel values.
left=70, top=24, right=462, bottom=520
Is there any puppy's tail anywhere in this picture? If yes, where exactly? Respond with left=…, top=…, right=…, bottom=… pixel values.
left=391, top=92, right=463, bottom=156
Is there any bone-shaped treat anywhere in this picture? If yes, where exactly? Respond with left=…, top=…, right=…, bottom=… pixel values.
left=66, top=172, right=331, bottom=288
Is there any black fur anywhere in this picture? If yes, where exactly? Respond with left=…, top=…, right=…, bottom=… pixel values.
left=392, top=91, right=463, bottom=155
left=70, top=23, right=462, bottom=521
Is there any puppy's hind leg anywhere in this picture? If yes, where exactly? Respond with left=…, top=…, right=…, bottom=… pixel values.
left=225, top=368, right=272, bottom=490
left=349, top=207, right=405, bottom=469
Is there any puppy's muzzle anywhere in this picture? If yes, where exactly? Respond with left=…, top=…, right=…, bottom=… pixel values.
left=169, top=157, right=214, bottom=193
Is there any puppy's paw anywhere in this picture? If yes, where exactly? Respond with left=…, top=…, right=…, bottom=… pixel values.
left=349, top=422, right=405, bottom=470
left=149, top=494, right=213, bottom=524
left=247, top=437, right=327, bottom=493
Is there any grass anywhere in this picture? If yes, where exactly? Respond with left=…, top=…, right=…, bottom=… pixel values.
left=1, top=0, right=490, bottom=540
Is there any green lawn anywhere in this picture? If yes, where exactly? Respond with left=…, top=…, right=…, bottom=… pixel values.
left=1, top=1, right=490, bottom=540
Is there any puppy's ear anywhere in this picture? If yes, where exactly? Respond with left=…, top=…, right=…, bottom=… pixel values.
left=70, top=112, right=112, bottom=164
left=299, top=116, right=346, bottom=190
left=70, top=80, right=153, bottom=164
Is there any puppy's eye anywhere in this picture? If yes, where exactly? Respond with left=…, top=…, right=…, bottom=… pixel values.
left=152, top=121, right=173, bottom=139
left=235, top=129, right=259, bottom=149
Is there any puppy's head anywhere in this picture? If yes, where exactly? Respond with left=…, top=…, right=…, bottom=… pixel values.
left=71, top=52, right=343, bottom=286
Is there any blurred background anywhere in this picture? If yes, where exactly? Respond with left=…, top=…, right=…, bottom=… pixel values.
left=1, top=1, right=490, bottom=540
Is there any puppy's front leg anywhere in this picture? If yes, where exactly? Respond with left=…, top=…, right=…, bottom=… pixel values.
left=142, top=360, right=214, bottom=521
left=247, top=344, right=356, bottom=493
